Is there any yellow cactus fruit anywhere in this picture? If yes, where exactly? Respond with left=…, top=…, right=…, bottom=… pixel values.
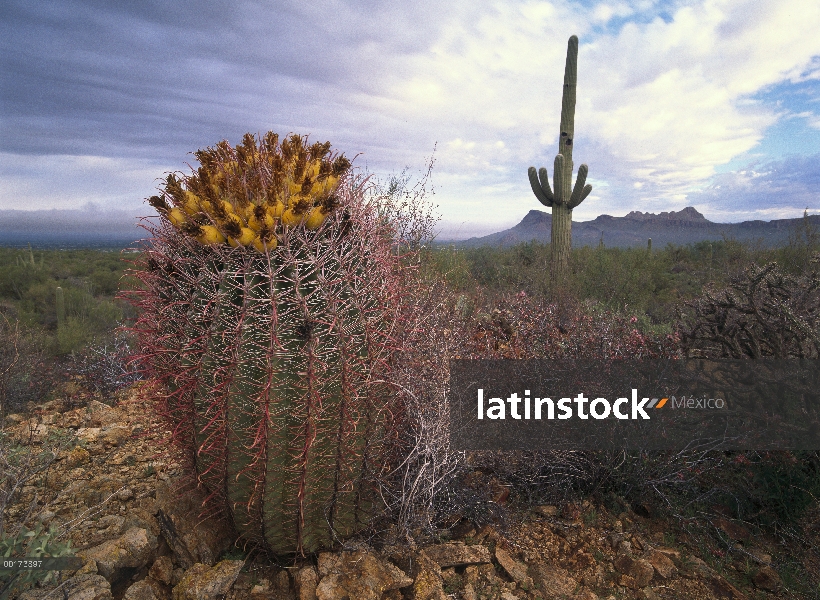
left=281, top=208, right=305, bottom=227
left=238, top=202, right=255, bottom=221
left=218, top=199, right=235, bottom=215
left=287, top=180, right=302, bottom=197
left=164, top=132, right=351, bottom=249
left=168, top=207, right=187, bottom=228
left=252, top=237, right=266, bottom=252
left=267, top=201, right=285, bottom=219
left=252, top=234, right=278, bottom=253
left=196, top=225, right=227, bottom=245
left=317, top=175, right=339, bottom=196
left=304, top=207, right=328, bottom=230
left=288, top=193, right=307, bottom=209
left=209, top=199, right=228, bottom=221
left=199, top=199, right=213, bottom=214
left=232, top=227, right=256, bottom=247
left=246, top=213, right=261, bottom=231
left=248, top=206, right=274, bottom=231
left=182, top=191, right=201, bottom=215
left=223, top=213, right=243, bottom=230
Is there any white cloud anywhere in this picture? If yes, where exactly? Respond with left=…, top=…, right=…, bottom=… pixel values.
left=365, top=0, right=820, bottom=226
left=592, top=2, right=635, bottom=23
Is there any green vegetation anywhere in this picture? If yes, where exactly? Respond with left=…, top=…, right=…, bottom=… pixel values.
left=3, top=214, right=814, bottom=365
left=426, top=224, right=820, bottom=328
left=0, top=247, right=134, bottom=356
left=0, top=247, right=137, bottom=415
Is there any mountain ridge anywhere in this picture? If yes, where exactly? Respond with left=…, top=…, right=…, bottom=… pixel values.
left=0, top=208, right=152, bottom=248
left=455, top=207, right=814, bottom=248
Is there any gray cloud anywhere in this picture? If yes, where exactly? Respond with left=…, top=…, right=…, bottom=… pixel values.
left=0, top=0, right=447, bottom=160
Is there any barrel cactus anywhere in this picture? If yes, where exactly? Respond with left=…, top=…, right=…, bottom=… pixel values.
left=130, top=132, right=412, bottom=554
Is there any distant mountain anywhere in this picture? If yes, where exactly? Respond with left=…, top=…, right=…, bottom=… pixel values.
left=2, top=206, right=814, bottom=250
left=456, top=207, right=816, bottom=248
left=0, top=209, right=153, bottom=248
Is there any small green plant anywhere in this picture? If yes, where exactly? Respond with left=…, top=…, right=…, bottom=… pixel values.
left=442, top=573, right=464, bottom=594
left=583, top=507, right=598, bottom=526
left=0, top=523, right=75, bottom=599
left=219, top=546, right=249, bottom=562
left=0, top=423, right=79, bottom=598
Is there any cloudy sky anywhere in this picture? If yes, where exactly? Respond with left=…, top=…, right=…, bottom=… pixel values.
left=2, top=0, right=819, bottom=239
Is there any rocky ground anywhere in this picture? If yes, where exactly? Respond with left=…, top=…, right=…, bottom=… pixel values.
left=0, top=383, right=805, bottom=600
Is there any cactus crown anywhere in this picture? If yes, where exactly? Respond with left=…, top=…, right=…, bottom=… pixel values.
left=148, top=132, right=352, bottom=250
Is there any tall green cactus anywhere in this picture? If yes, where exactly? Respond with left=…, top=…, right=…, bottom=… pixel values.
left=528, top=35, right=593, bottom=297
left=131, top=133, right=411, bottom=555
left=55, top=286, right=65, bottom=329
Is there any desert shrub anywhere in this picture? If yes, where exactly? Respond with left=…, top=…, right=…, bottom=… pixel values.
left=438, top=258, right=820, bottom=532
left=459, top=291, right=679, bottom=360
left=423, top=290, right=682, bottom=530
left=0, top=315, right=53, bottom=417
left=599, top=447, right=820, bottom=529
left=67, top=329, right=140, bottom=397
left=657, top=258, right=820, bottom=528
left=418, top=246, right=474, bottom=290
left=0, top=265, right=48, bottom=302
left=569, top=245, right=673, bottom=314
left=423, top=239, right=778, bottom=328
left=776, top=210, right=820, bottom=275
left=680, top=259, right=820, bottom=359
left=673, top=450, right=820, bottom=527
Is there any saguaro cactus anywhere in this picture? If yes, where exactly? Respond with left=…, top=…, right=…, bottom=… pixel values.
left=528, top=35, right=592, bottom=297
left=130, top=132, right=412, bottom=554
left=55, top=286, right=65, bottom=329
